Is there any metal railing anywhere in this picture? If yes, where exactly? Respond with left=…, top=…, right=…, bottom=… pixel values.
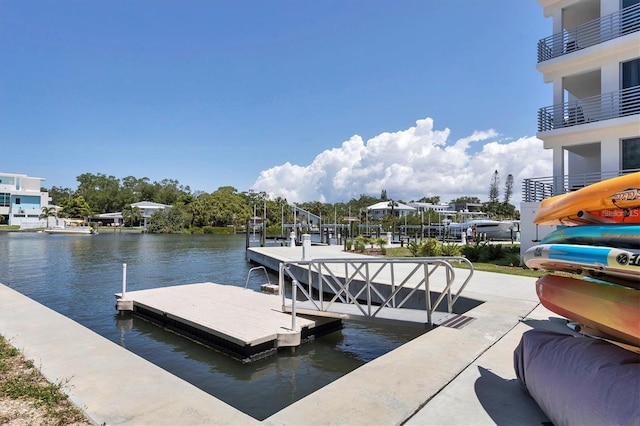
left=537, top=3, right=640, bottom=62
left=278, top=257, right=474, bottom=331
left=522, top=169, right=640, bottom=202
left=538, top=85, right=640, bottom=132
left=245, top=266, right=272, bottom=289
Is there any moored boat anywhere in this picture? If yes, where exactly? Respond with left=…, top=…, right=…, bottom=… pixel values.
left=44, top=219, right=96, bottom=235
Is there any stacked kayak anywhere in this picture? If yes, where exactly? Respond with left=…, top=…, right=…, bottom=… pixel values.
left=533, top=172, right=640, bottom=225
left=524, top=172, right=640, bottom=348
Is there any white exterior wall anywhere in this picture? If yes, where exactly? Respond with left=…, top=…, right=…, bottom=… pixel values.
left=602, top=136, right=621, bottom=171
left=520, top=202, right=556, bottom=257
left=528, top=0, right=640, bottom=259
left=0, top=172, right=50, bottom=227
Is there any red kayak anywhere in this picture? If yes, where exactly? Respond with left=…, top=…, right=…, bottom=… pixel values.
left=536, top=274, right=640, bottom=347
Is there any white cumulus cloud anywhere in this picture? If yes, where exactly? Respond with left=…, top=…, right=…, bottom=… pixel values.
left=252, top=117, right=551, bottom=205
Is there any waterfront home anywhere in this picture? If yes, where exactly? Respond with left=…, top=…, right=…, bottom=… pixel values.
left=95, top=201, right=171, bottom=227
left=521, top=0, right=640, bottom=255
left=367, top=201, right=416, bottom=221
left=0, top=172, right=52, bottom=229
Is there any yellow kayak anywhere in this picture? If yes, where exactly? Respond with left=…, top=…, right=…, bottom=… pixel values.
left=534, top=172, right=640, bottom=225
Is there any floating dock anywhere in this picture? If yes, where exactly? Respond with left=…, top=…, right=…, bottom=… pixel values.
left=115, top=282, right=342, bottom=363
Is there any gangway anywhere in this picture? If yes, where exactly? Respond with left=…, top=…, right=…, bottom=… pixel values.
left=278, top=257, right=474, bottom=331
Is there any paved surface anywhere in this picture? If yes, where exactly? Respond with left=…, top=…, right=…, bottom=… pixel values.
left=0, top=243, right=575, bottom=425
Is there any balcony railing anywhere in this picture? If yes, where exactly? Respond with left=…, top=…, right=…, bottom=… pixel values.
left=538, top=85, right=640, bottom=132
left=537, top=3, right=640, bottom=62
left=522, top=169, right=640, bottom=202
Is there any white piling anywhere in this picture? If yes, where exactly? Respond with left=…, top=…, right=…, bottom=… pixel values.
left=116, top=262, right=133, bottom=311
left=301, top=234, right=311, bottom=260
left=122, top=263, right=127, bottom=298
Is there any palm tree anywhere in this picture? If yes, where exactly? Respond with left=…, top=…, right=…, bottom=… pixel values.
left=122, top=205, right=142, bottom=227
left=39, top=206, right=58, bottom=229
left=387, top=200, right=399, bottom=240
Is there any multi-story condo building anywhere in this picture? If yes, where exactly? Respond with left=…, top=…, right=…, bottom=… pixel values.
left=0, top=172, right=51, bottom=228
left=521, top=0, right=640, bottom=253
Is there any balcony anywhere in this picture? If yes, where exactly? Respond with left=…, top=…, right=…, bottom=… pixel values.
left=537, top=3, right=640, bottom=63
left=537, top=85, right=640, bottom=132
left=521, top=169, right=640, bottom=202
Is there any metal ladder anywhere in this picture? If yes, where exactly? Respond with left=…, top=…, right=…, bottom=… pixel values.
left=246, top=266, right=279, bottom=293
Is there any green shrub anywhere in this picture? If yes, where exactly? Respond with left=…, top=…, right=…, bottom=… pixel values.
left=375, top=237, right=388, bottom=250
left=419, top=238, right=441, bottom=256
left=440, top=242, right=461, bottom=256
left=407, top=241, right=420, bottom=257
left=346, top=239, right=354, bottom=250
left=460, top=243, right=484, bottom=262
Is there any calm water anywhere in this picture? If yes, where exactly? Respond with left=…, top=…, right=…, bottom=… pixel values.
left=0, top=232, right=424, bottom=420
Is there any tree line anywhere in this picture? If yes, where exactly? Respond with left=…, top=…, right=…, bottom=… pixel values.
left=42, top=171, right=518, bottom=233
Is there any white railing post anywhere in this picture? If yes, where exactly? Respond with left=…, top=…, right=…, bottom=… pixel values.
left=122, top=263, right=127, bottom=298
left=291, top=278, right=297, bottom=331
left=279, top=263, right=285, bottom=310
left=301, top=234, right=311, bottom=260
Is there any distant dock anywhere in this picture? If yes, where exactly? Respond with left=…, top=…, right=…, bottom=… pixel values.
left=115, top=282, right=342, bottom=363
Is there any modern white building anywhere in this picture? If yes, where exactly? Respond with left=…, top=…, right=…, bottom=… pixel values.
left=0, top=172, right=52, bottom=228
left=521, top=0, right=640, bottom=253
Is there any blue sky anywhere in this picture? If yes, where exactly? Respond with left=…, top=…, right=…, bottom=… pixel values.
left=1, top=0, right=553, bottom=204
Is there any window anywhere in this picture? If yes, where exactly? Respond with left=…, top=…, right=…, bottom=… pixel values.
left=15, top=198, right=20, bottom=205
left=0, top=193, right=9, bottom=207
left=622, top=137, right=640, bottom=170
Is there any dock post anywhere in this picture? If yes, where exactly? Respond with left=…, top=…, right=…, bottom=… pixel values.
left=302, top=234, right=311, bottom=260
left=291, top=277, right=297, bottom=331
left=116, top=263, right=133, bottom=311
left=122, top=263, right=127, bottom=298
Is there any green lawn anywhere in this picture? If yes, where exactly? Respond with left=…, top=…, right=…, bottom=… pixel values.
left=384, top=246, right=547, bottom=278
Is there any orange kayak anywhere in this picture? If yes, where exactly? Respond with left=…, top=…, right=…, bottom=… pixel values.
left=536, top=274, right=640, bottom=347
left=534, top=172, right=640, bottom=225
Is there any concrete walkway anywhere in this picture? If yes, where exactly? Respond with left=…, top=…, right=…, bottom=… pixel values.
left=0, top=243, right=574, bottom=425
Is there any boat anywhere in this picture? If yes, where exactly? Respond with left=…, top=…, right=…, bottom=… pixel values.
left=469, top=219, right=519, bottom=240
left=535, top=274, right=640, bottom=347
left=524, top=243, right=640, bottom=289
left=448, top=218, right=519, bottom=241
left=44, top=219, right=96, bottom=235
left=540, top=224, right=640, bottom=250
left=534, top=172, right=640, bottom=225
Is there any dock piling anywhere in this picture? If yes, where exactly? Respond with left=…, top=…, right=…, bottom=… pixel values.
left=122, top=263, right=127, bottom=298
left=116, top=263, right=133, bottom=311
